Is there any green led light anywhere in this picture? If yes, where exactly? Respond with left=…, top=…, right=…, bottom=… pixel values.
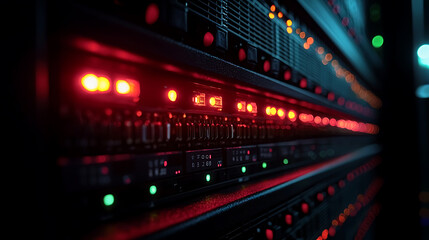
left=241, top=166, right=247, bottom=173
left=262, top=162, right=267, bottom=169
left=283, top=158, right=289, bottom=165
left=372, top=35, right=384, bottom=48
left=205, top=174, right=211, bottom=182
left=103, top=194, right=115, bottom=206
left=149, top=185, right=157, bottom=195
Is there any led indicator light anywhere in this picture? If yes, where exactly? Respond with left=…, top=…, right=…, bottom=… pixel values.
left=288, top=110, right=297, bottom=121
left=116, top=80, right=131, bottom=94
left=103, top=194, right=114, bottom=206
left=372, top=35, right=384, bottom=48
left=145, top=3, right=159, bottom=25
left=246, top=103, right=253, bottom=113
left=203, top=32, right=214, bottom=47
left=205, top=174, right=211, bottom=182
left=167, top=90, right=177, bottom=102
left=283, top=158, right=289, bottom=165
left=277, top=108, right=285, bottom=119
left=241, top=166, right=247, bottom=173
left=81, top=74, right=99, bottom=92
left=262, top=162, right=267, bottom=169
left=149, top=185, right=157, bottom=195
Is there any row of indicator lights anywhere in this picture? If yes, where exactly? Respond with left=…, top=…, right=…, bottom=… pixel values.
left=81, top=74, right=377, bottom=134
left=268, top=3, right=381, bottom=109
left=81, top=74, right=140, bottom=97
left=316, top=179, right=383, bottom=240
left=101, top=159, right=287, bottom=207
left=268, top=5, right=294, bottom=34
left=102, top=184, right=158, bottom=207
left=298, top=113, right=379, bottom=134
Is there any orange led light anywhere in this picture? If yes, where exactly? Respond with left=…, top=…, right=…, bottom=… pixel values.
left=278, top=12, right=283, bottom=18
left=286, top=27, right=293, bottom=34
left=115, top=79, right=140, bottom=97
left=268, top=12, right=275, bottom=19
left=299, top=32, right=306, bottom=39
left=325, top=53, right=333, bottom=61
left=288, top=110, right=297, bottom=121
left=270, top=107, right=277, bottom=116
left=277, top=108, right=285, bottom=119
left=307, top=37, right=314, bottom=45
left=246, top=103, right=253, bottom=112
left=270, top=5, right=276, bottom=12
left=209, top=96, right=222, bottom=108
left=167, top=90, right=177, bottom=102
left=81, top=74, right=99, bottom=92
left=209, top=97, right=216, bottom=106
left=265, top=107, right=271, bottom=115
left=286, top=19, right=292, bottom=26
left=116, top=80, right=131, bottom=94
left=237, top=102, right=244, bottom=111
left=303, top=42, right=310, bottom=49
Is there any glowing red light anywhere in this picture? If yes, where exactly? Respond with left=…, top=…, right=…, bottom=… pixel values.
left=145, top=3, right=160, bottom=25
left=115, top=79, right=140, bottom=97
left=322, top=117, right=330, bottom=125
left=203, top=32, right=214, bottom=47
left=337, top=97, right=345, bottom=106
left=283, top=70, right=292, bottom=81
left=322, top=229, right=329, bottom=240
left=265, top=229, right=273, bottom=240
left=263, top=60, right=271, bottom=72
left=315, top=86, right=322, bottom=94
left=327, top=92, right=335, bottom=101
left=299, top=113, right=307, bottom=122
left=163, top=161, right=168, bottom=167
left=317, top=192, right=324, bottom=202
left=285, top=214, right=293, bottom=225
left=299, top=78, right=307, bottom=88
left=329, top=118, right=337, bottom=127
left=329, top=226, right=336, bottom=237
left=238, top=48, right=246, bottom=61
left=301, top=202, right=309, bottom=214
left=328, top=185, right=335, bottom=196
left=314, top=116, right=322, bottom=124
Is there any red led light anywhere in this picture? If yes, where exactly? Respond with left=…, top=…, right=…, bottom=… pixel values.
left=329, top=226, right=336, bottom=237
left=315, top=86, right=322, bottom=94
left=328, top=185, right=335, bottom=196
left=145, top=3, right=160, bottom=25
left=263, top=60, right=271, bottom=72
left=283, top=70, right=292, bottom=81
left=329, top=118, right=337, bottom=127
left=322, top=117, right=330, bottom=125
left=301, top=202, right=309, bottom=214
left=238, top=48, right=246, bottom=61
left=299, top=78, right=307, bottom=88
left=265, top=229, right=273, bottom=240
left=322, top=229, right=329, bottom=240
left=203, top=32, right=214, bottom=47
left=314, top=116, right=322, bottom=124
left=327, top=92, right=335, bottom=101
left=285, top=214, right=293, bottom=225
left=317, top=192, right=324, bottom=202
